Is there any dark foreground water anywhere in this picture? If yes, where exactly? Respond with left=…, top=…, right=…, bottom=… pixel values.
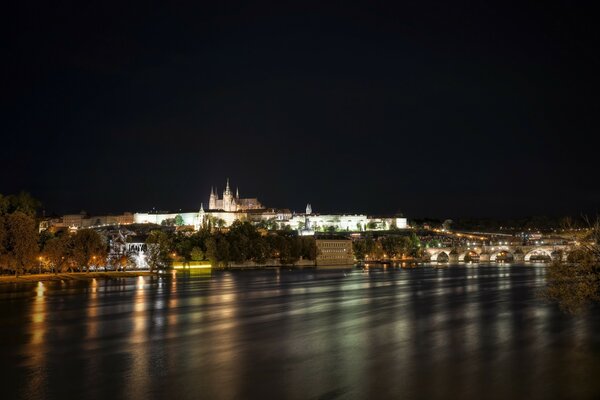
left=1, top=264, right=600, bottom=400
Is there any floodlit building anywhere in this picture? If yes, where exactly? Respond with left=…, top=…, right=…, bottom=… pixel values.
left=315, top=238, right=354, bottom=266
left=288, top=204, right=408, bottom=233
left=129, top=181, right=409, bottom=233
left=208, top=179, right=263, bottom=212
left=134, top=179, right=267, bottom=229
left=133, top=211, right=201, bottom=227
left=42, top=212, right=135, bottom=231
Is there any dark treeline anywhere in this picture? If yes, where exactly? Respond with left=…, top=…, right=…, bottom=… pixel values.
left=544, top=219, right=600, bottom=313
left=148, top=221, right=317, bottom=268
left=1, top=192, right=108, bottom=275
left=352, top=232, right=422, bottom=260
left=0, top=193, right=40, bottom=276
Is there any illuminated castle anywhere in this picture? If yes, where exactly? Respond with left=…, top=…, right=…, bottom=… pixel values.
left=208, top=179, right=263, bottom=212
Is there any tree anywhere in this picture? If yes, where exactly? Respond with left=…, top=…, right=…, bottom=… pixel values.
left=205, top=233, right=230, bottom=267
left=5, top=192, right=41, bottom=217
left=353, top=240, right=367, bottom=260
left=367, top=221, right=378, bottom=230
left=161, top=218, right=175, bottom=227
left=382, top=235, right=407, bottom=258
left=0, top=215, right=6, bottom=273
left=146, top=230, right=172, bottom=272
left=252, top=237, right=269, bottom=264
left=173, top=233, right=194, bottom=262
left=38, top=229, right=54, bottom=250
left=174, top=214, right=184, bottom=226
left=3, top=212, right=39, bottom=276
left=544, top=255, right=599, bottom=314
left=116, top=251, right=136, bottom=272
left=71, top=229, right=106, bottom=272
left=426, top=239, right=441, bottom=248
left=42, top=234, right=71, bottom=274
left=0, top=194, right=9, bottom=215
left=300, top=237, right=317, bottom=260
left=408, top=232, right=422, bottom=257
left=370, top=240, right=384, bottom=259
left=544, top=218, right=600, bottom=313
left=190, top=246, right=204, bottom=261
left=108, top=241, right=136, bottom=272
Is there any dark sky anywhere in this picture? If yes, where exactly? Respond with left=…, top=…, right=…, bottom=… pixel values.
left=3, top=1, right=599, bottom=218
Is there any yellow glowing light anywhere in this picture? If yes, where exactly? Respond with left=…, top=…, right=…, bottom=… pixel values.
left=172, top=261, right=212, bottom=270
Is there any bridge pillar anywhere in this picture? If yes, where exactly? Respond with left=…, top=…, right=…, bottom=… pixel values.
left=514, top=253, right=525, bottom=262
left=479, top=253, right=490, bottom=262
left=449, top=253, right=459, bottom=263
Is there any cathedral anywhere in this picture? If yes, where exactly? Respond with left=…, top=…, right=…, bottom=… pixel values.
left=208, top=179, right=263, bottom=212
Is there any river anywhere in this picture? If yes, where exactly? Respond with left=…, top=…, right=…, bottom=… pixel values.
left=1, top=264, right=600, bottom=399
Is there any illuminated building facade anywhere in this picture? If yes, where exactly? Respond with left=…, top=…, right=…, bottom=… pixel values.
left=208, top=179, right=263, bottom=212
left=131, top=183, right=408, bottom=233
left=315, top=238, right=354, bottom=265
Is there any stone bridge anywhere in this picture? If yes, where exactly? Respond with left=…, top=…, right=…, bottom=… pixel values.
left=424, top=244, right=573, bottom=263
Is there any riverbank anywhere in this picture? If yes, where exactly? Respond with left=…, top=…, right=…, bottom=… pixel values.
left=0, top=271, right=158, bottom=284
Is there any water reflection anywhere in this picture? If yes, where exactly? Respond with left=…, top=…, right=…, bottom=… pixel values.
left=2, top=265, right=600, bottom=399
left=24, top=282, right=48, bottom=399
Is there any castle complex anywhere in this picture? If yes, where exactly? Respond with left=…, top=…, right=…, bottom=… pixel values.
left=120, top=179, right=405, bottom=232
left=208, top=179, right=262, bottom=212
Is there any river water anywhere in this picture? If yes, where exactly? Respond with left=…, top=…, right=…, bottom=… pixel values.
left=1, top=264, right=600, bottom=400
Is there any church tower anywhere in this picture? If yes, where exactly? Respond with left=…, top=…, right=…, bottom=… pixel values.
left=304, top=203, right=312, bottom=231
left=209, top=187, right=217, bottom=210
left=196, top=203, right=206, bottom=230
left=222, top=178, right=236, bottom=212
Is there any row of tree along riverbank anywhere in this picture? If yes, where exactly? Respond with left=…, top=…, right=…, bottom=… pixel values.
left=1, top=192, right=319, bottom=274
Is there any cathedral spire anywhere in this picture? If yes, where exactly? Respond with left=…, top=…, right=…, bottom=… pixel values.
left=209, top=187, right=217, bottom=210
left=225, top=178, right=231, bottom=195
left=236, top=187, right=239, bottom=198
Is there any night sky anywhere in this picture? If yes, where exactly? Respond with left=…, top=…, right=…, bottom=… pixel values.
left=3, top=1, right=599, bottom=218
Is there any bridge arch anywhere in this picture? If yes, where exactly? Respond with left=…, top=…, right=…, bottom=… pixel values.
left=524, top=248, right=553, bottom=262
left=459, top=250, right=480, bottom=262
left=430, top=251, right=449, bottom=263
left=490, top=250, right=514, bottom=262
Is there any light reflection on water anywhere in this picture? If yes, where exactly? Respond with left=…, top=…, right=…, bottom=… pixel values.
left=1, top=265, right=600, bottom=399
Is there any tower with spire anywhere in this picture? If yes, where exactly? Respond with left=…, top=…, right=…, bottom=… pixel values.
left=209, top=187, right=217, bottom=210
left=222, top=178, right=236, bottom=212
left=206, top=179, right=263, bottom=212
left=196, top=203, right=206, bottom=230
